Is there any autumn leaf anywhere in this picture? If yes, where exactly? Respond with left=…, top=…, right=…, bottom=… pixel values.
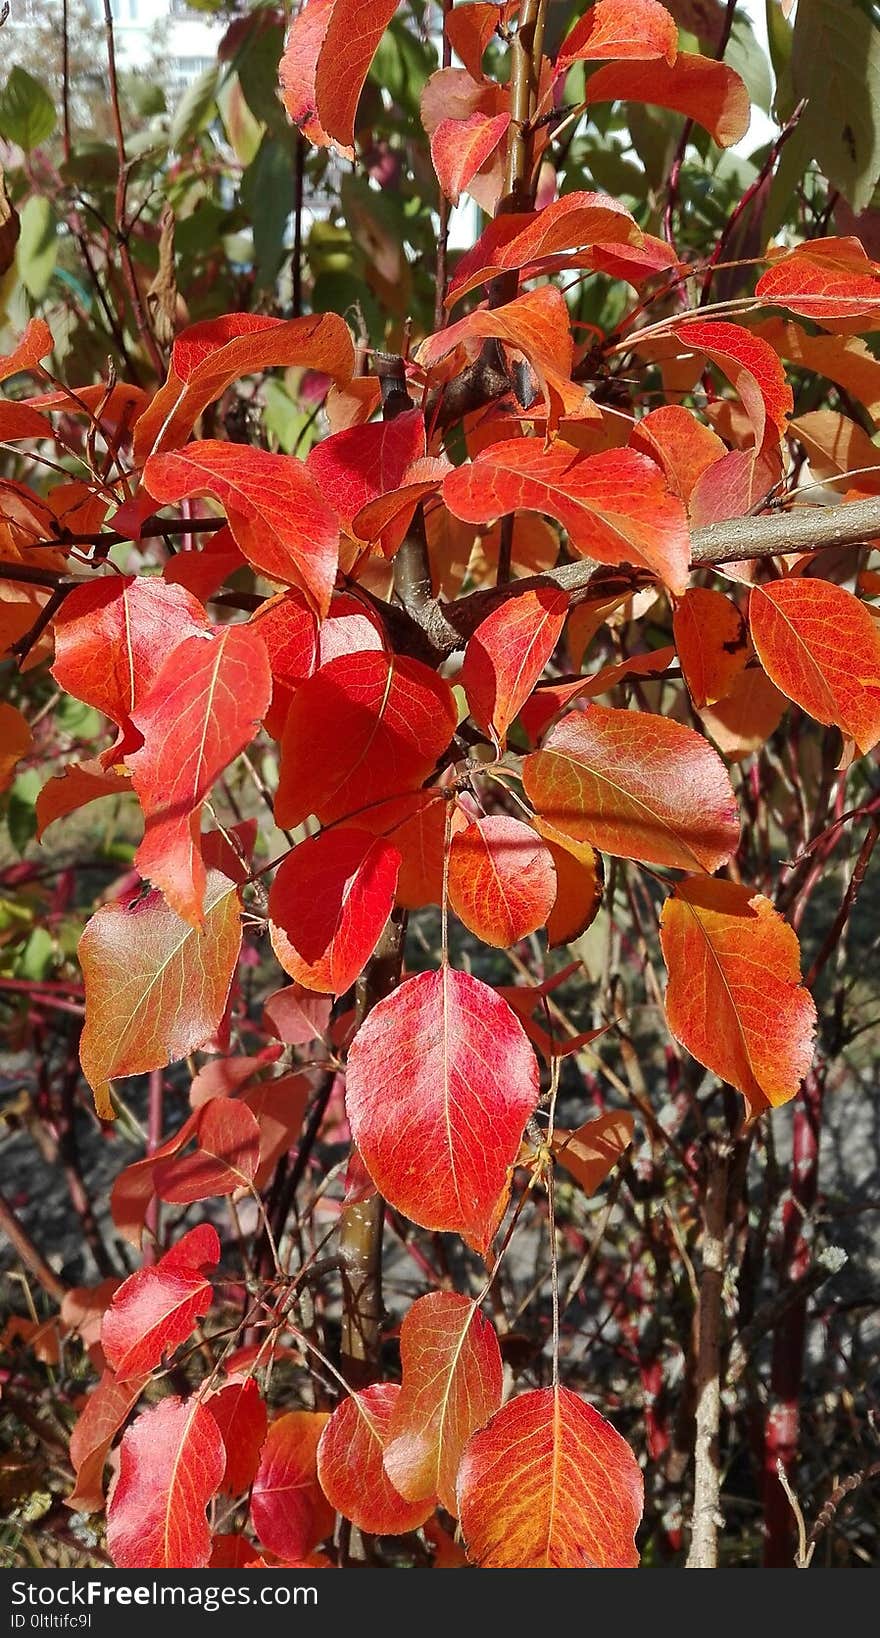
left=585, top=52, right=750, bottom=147
left=126, top=624, right=270, bottom=926
left=101, top=1224, right=220, bottom=1380
left=630, top=404, right=727, bottom=506
left=660, top=876, right=817, bottom=1116
left=430, top=109, right=511, bottom=205
left=78, top=868, right=242, bottom=1120
left=0, top=317, right=53, bottom=383
left=457, top=1386, right=643, bottom=1568
left=418, top=287, right=588, bottom=431
left=446, top=191, right=643, bottom=305
left=383, top=1293, right=503, bottom=1515
left=317, top=1384, right=434, bottom=1534
left=106, top=1395, right=226, bottom=1568
left=207, top=1377, right=268, bottom=1496
left=68, top=1371, right=147, bottom=1514
left=269, top=827, right=401, bottom=994
left=749, top=578, right=880, bottom=755
left=355, top=787, right=464, bottom=909
left=668, top=319, right=793, bottom=448
left=250, top=1412, right=334, bottom=1562
left=673, top=587, right=749, bottom=708
left=558, top=0, right=678, bottom=67
left=279, top=0, right=337, bottom=147
left=0, top=702, right=32, bottom=792
left=153, top=1098, right=261, bottom=1204
left=35, top=760, right=132, bottom=839
left=133, top=310, right=354, bottom=461
left=533, top=818, right=605, bottom=948
left=443, top=441, right=690, bottom=592
left=756, top=236, right=880, bottom=321
left=276, top=650, right=457, bottom=829
left=523, top=704, right=740, bottom=872
left=345, top=967, right=540, bottom=1253
left=699, top=666, right=788, bottom=760
left=50, top=576, right=208, bottom=764
left=312, top=0, right=400, bottom=150
left=305, top=406, right=426, bottom=534
left=459, top=583, right=568, bottom=747
left=447, top=816, right=557, bottom=948
left=550, top=1112, right=635, bottom=1196
left=144, top=441, right=339, bottom=617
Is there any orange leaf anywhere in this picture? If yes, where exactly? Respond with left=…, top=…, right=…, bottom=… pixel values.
left=0, top=702, right=31, bottom=792
left=447, top=815, right=557, bottom=947
left=317, top=1384, right=434, bottom=1534
left=106, top=1395, right=225, bottom=1568
left=756, top=318, right=880, bottom=421
left=446, top=191, right=643, bottom=306
left=345, top=967, right=540, bottom=1254
left=356, top=787, right=464, bottom=909
left=36, top=760, right=132, bottom=839
left=153, top=1099, right=261, bottom=1204
left=443, top=440, right=689, bottom=592
left=551, top=1111, right=635, bottom=1195
left=279, top=0, right=338, bottom=149
left=533, top=817, right=604, bottom=948
left=431, top=109, right=510, bottom=205
left=669, top=319, right=792, bottom=447
left=269, top=827, right=401, bottom=994
left=559, top=0, right=678, bottom=66
left=523, top=704, right=740, bottom=872
left=673, top=586, right=749, bottom=708
left=457, top=1386, right=643, bottom=1567
left=126, top=624, right=270, bottom=926
left=102, top=1224, right=219, bottom=1380
left=0, top=318, right=53, bottom=384
left=585, top=52, right=750, bottom=147
left=144, top=441, right=339, bottom=617
left=276, top=651, right=457, bottom=829
left=133, top=311, right=354, bottom=461
left=305, top=406, right=426, bottom=534
left=251, top=1411, right=334, bottom=1562
left=749, top=578, right=880, bottom=755
left=756, top=237, right=880, bottom=322
left=68, top=1370, right=147, bottom=1514
left=78, top=869, right=242, bottom=1120
left=460, top=582, right=568, bottom=747
left=699, top=665, right=787, bottom=760
left=630, top=404, right=726, bottom=505
left=384, top=1293, right=503, bottom=1515
left=313, top=0, right=400, bottom=149
left=660, top=876, right=816, bottom=1116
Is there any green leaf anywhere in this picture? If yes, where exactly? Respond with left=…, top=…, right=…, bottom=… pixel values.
left=169, top=63, right=220, bottom=152
left=241, top=135, right=293, bottom=290
left=0, top=68, right=57, bottom=154
left=17, top=195, right=57, bottom=300
left=725, top=15, right=773, bottom=117
left=791, top=0, right=880, bottom=212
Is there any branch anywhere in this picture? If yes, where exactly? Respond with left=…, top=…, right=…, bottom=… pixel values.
left=686, top=1139, right=731, bottom=1570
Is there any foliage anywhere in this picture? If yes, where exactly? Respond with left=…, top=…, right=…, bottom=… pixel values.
left=1, top=0, right=879, bottom=1573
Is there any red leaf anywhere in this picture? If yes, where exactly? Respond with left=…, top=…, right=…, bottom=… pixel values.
left=305, top=407, right=426, bottom=533
left=585, top=52, right=750, bottom=147
left=106, top=1395, right=226, bottom=1568
left=163, top=525, right=246, bottom=603
left=523, top=704, right=740, bottom=872
left=356, top=787, right=465, bottom=909
left=447, top=815, right=557, bottom=948
left=269, top=827, right=401, bottom=995
left=460, top=583, right=569, bottom=747
left=446, top=2, right=514, bottom=79
left=559, top=0, right=678, bottom=67
left=154, top=1098, right=261, bottom=1204
left=630, top=404, right=726, bottom=506
left=345, top=967, right=540, bottom=1253
left=276, top=651, right=457, bottom=829
left=245, top=1074, right=311, bottom=1190
left=126, top=624, right=270, bottom=926
left=660, top=876, right=816, bottom=1117
left=756, top=237, right=880, bottom=322
left=353, top=458, right=452, bottom=557
left=446, top=191, right=642, bottom=305
left=78, top=869, right=242, bottom=1120
left=533, top=818, right=604, bottom=949
left=250, top=1412, right=334, bottom=1562
left=0, top=401, right=54, bottom=441
left=209, top=1534, right=259, bottom=1568
left=420, top=287, right=589, bottom=432
left=313, top=0, right=400, bottom=150
left=0, top=318, right=53, bottom=383
left=669, top=319, right=793, bottom=447
left=749, top=578, right=880, bottom=756
left=430, top=109, right=510, bottom=205
left=249, top=589, right=320, bottom=741
left=0, top=703, right=31, bottom=792
left=384, top=1293, right=503, bottom=1515
left=673, top=587, right=749, bottom=708
left=101, top=1224, right=219, bottom=1380
left=68, top=1370, right=147, bottom=1514
left=133, top=311, right=354, bottom=461
left=36, top=760, right=132, bottom=839
left=144, top=441, right=339, bottom=617
left=279, top=0, right=337, bottom=148
left=317, top=1384, right=434, bottom=1534
left=550, top=1112, right=635, bottom=1196
left=443, top=441, right=689, bottom=592
left=264, top=984, right=332, bottom=1045
left=208, top=1377, right=268, bottom=1495
left=457, top=1386, right=643, bottom=1567
left=51, top=576, right=207, bottom=764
